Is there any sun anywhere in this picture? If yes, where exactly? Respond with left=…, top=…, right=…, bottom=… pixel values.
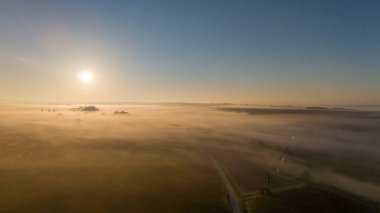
left=78, top=71, right=94, bottom=83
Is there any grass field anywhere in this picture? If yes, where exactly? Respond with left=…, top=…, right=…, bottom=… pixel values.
left=247, top=184, right=379, bottom=213
left=0, top=104, right=379, bottom=212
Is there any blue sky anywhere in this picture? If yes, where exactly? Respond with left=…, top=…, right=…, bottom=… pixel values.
left=0, top=0, right=379, bottom=104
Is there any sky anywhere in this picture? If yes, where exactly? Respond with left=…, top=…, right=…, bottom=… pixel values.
left=0, top=0, right=379, bottom=105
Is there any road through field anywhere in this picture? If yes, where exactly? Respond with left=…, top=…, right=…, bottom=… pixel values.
left=212, top=158, right=242, bottom=213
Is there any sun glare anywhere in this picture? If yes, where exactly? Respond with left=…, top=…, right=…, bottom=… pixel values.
left=79, top=71, right=94, bottom=83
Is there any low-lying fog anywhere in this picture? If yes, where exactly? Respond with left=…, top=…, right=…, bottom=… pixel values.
left=0, top=104, right=379, bottom=211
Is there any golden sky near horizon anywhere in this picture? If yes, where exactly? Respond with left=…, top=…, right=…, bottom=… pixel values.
left=1, top=1, right=379, bottom=105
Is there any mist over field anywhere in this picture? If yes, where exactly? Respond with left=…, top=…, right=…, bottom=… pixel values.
left=0, top=104, right=379, bottom=212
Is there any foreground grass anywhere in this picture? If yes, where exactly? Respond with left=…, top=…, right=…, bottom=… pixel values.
left=0, top=166, right=230, bottom=213
left=247, top=185, right=379, bottom=213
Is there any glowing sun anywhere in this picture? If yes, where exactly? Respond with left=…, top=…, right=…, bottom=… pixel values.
left=78, top=71, right=94, bottom=83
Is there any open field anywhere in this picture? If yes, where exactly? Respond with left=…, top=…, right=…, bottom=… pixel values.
left=0, top=104, right=379, bottom=212
left=219, top=107, right=380, bottom=192
left=247, top=184, right=379, bottom=213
